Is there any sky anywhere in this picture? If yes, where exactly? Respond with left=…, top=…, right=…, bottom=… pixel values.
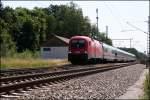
left=2, top=1, right=149, bottom=53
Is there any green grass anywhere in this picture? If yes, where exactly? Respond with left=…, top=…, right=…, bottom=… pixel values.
left=0, top=50, right=69, bottom=69
left=1, top=58, right=69, bottom=69
left=141, top=73, right=150, bottom=100
left=11, top=50, right=40, bottom=59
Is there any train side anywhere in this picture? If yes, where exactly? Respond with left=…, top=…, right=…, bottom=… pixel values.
left=68, top=36, right=136, bottom=64
left=102, top=43, right=136, bottom=62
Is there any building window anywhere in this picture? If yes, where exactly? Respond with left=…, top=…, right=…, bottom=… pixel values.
left=43, top=47, right=51, bottom=51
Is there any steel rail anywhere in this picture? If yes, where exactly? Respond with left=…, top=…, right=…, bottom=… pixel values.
left=0, top=63, right=120, bottom=82
left=0, top=64, right=72, bottom=77
left=0, top=62, right=136, bottom=94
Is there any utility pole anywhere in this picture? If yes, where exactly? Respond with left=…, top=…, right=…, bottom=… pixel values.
left=96, top=8, right=99, bottom=39
left=144, top=51, right=146, bottom=65
left=130, top=38, right=132, bottom=48
left=148, top=16, right=150, bottom=74
left=126, top=21, right=149, bottom=67
left=106, top=26, right=108, bottom=38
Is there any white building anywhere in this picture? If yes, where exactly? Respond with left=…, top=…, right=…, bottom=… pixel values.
left=41, top=35, right=69, bottom=59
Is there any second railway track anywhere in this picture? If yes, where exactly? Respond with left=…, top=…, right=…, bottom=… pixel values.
left=0, top=62, right=136, bottom=95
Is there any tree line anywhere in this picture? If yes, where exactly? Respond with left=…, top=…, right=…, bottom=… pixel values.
left=0, top=2, right=112, bottom=57
left=119, top=47, right=147, bottom=64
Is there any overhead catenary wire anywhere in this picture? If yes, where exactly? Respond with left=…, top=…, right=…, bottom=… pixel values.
left=108, top=2, right=126, bottom=24
left=103, top=1, right=124, bottom=31
left=126, top=22, right=148, bottom=35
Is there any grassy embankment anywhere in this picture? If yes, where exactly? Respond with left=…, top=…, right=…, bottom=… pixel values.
left=141, top=73, right=150, bottom=99
left=1, top=50, right=69, bottom=69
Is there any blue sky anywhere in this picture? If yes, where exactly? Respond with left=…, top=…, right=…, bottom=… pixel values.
left=2, top=1, right=149, bottom=53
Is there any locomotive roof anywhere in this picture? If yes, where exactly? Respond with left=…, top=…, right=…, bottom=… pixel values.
left=70, top=36, right=92, bottom=40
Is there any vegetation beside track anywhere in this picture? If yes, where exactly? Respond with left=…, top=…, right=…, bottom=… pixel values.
left=141, top=73, right=150, bottom=99
left=1, top=58, right=69, bottom=69
left=0, top=50, right=69, bottom=69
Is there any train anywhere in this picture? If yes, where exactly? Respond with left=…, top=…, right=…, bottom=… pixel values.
left=68, top=36, right=136, bottom=64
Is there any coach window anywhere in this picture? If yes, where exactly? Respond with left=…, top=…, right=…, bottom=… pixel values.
left=104, top=48, right=108, bottom=52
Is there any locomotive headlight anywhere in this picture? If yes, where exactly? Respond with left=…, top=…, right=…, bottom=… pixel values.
left=84, top=51, right=87, bottom=53
left=68, top=51, right=72, bottom=53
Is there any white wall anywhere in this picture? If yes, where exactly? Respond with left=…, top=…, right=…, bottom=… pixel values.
left=41, top=47, right=68, bottom=59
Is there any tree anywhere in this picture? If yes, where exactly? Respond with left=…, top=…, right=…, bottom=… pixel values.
left=91, top=25, right=112, bottom=45
left=119, top=47, right=147, bottom=61
left=0, top=2, right=113, bottom=55
left=18, top=19, right=37, bottom=51
left=46, top=15, right=57, bottom=37
left=0, top=1, right=3, bottom=16
left=0, top=20, right=16, bottom=57
left=98, top=32, right=112, bottom=45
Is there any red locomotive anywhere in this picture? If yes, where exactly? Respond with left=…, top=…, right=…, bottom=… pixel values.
left=68, top=36, right=136, bottom=64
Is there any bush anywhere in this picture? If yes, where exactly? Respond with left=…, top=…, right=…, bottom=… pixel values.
left=142, top=73, right=150, bottom=99
left=1, top=58, right=68, bottom=69
left=12, top=50, right=40, bottom=59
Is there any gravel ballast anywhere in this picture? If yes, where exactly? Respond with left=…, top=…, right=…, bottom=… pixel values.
left=4, top=64, right=145, bottom=99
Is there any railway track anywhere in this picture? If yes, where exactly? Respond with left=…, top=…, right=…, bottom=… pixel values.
left=1, top=64, right=96, bottom=77
left=0, top=62, right=136, bottom=96
left=0, top=64, right=72, bottom=77
left=0, top=63, right=121, bottom=77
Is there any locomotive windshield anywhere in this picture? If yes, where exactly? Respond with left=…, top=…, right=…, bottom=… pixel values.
left=71, top=39, right=85, bottom=48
